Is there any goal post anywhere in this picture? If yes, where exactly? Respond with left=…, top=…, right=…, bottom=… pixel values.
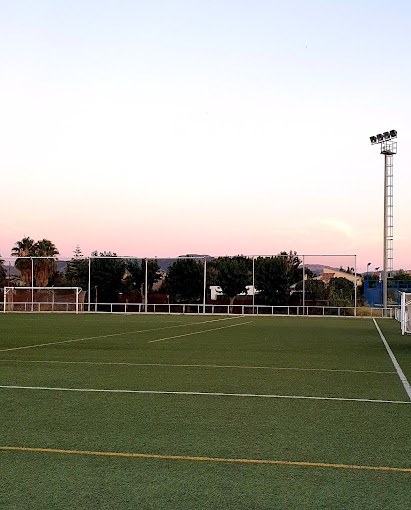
left=3, top=287, right=84, bottom=313
left=399, top=292, right=411, bottom=335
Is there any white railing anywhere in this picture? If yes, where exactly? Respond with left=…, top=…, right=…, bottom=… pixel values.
left=0, top=301, right=394, bottom=318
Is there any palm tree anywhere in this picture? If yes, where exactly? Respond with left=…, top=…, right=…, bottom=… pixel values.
left=11, top=237, right=59, bottom=287
left=11, top=237, right=36, bottom=285
left=33, top=239, right=59, bottom=287
left=0, top=256, right=7, bottom=287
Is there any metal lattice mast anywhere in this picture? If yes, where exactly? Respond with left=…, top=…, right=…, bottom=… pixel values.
left=370, top=130, right=397, bottom=312
left=383, top=150, right=394, bottom=310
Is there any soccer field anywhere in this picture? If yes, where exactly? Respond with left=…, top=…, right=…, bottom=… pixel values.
left=1, top=314, right=411, bottom=509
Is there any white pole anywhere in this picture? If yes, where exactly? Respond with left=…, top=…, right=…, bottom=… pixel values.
left=88, top=257, right=91, bottom=312
left=401, top=292, right=405, bottom=335
left=302, top=255, right=305, bottom=315
left=31, top=257, right=34, bottom=312
left=354, top=255, right=357, bottom=316
left=145, top=259, right=148, bottom=313
left=203, top=258, right=207, bottom=313
left=252, top=257, right=255, bottom=314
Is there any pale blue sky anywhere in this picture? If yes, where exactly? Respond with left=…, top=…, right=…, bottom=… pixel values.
left=1, top=1, right=410, bottom=271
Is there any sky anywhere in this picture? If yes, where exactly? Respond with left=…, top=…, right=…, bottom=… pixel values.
left=1, top=0, right=410, bottom=272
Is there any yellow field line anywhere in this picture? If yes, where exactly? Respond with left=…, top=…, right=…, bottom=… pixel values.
left=1, top=446, right=411, bottom=473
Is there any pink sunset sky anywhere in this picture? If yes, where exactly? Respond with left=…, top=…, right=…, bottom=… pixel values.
left=1, top=1, right=410, bottom=273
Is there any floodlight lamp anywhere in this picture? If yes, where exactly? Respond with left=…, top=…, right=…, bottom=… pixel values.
left=383, top=131, right=390, bottom=140
left=390, top=129, right=397, bottom=138
left=370, top=136, right=377, bottom=144
left=377, top=133, right=384, bottom=142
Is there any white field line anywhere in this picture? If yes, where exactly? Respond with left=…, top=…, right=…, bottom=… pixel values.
left=373, top=319, right=411, bottom=401
left=148, top=321, right=253, bottom=343
left=0, top=359, right=396, bottom=375
left=0, top=384, right=410, bottom=405
left=0, top=315, right=245, bottom=353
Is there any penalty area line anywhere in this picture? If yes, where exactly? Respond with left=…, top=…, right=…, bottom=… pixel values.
left=0, top=359, right=396, bottom=375
left=0, top=385, right=410, bottom=404
left=373, top=319, right=411, bottom=401
left=148, top=321, right=253, bottom=343
left=1, top=446, right=411, bottom=473
left=0, top=315, right=245, bottom=353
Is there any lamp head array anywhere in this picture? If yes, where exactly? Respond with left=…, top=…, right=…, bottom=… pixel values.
left=370, top=130, right=397, bottom=145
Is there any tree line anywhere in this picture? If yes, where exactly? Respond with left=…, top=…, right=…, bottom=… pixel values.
left=2, top=237, right=410, bottom=306
left=1, top=238, right=309, bottom=305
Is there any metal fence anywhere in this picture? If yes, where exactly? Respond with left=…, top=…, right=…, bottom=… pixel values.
left=0, top=300, right=394, bottom=318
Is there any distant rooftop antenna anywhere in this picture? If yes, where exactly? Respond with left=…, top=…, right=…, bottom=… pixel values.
left=370, top=130, right=397, bottom=312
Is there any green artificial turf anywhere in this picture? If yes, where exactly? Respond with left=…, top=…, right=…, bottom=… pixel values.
left=1, top=313, right=410, bottom=509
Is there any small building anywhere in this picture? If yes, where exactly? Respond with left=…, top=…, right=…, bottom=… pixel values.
left=315, top=267, right=363, bottom=287
left=210, top=285, right=256, bottom=301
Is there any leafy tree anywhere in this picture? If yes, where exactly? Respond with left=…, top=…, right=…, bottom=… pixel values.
left=123, top=258, right=160, bottom=301
left=163, top=258, right=204, bottom=303
left=205, top=259, right=219, bottom=288
left=121, top=259, right=143, bottom=296
left=214, top=256, right=252, bottom=310
left=302, top=267, right=315, bottom=280
left=88, top=251, right=126, bottom=304
left=61, top=253, right=161, bottom=305
left=0, top=256, right=6, bottom=287
left=295, top=279, right=327, bottom=302
left=363, top=273, right=379, bottom=282
left=11, top=237, right=36, bottom=285
left=280, top=250, right=303, bottom=282
left=391, top=270, right=411, bottom=282
left=141, top=258, right=161, bottom=294
left=255, top=251, right=302, bottom=305
left=328, top=277, right=355, bottom=306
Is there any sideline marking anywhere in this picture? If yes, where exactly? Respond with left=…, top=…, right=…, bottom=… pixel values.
left=1, top=385, right=410, bottom=404
left=0, top=359, right=395, bottom=375
left=0, top=316, right=244, bottom=353
left=1, top=446, right=411, bottom=473
left=148, top=321, right=252, bottom=343
left=373, top=319, right=411, bottom=401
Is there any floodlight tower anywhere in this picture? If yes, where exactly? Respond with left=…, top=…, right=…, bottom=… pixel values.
left=370, top=130, right=397, bottom=312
